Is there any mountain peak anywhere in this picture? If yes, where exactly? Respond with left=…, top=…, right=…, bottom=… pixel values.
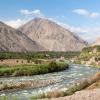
left=19, top=18, right=87, bottom=51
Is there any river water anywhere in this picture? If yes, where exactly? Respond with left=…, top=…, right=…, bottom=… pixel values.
left=0, top=64, right=99, bottom=100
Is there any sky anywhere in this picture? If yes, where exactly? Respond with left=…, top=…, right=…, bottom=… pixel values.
left=0, top=0, right=100, bottom=42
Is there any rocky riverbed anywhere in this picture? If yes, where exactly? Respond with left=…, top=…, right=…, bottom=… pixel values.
left=0, top=79, right=56, bottom=92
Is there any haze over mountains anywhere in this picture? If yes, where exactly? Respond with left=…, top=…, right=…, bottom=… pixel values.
left=0, top=18, right=88, bottom=52
left=19, top=18, right=87, bottom=51
left=92, top=37, right=100, bottom=46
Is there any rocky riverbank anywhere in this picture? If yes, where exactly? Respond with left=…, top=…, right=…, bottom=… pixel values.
left=0, top=79, right=57, bottom=92
left=38, top=72, right=100, bottom=100
left=32, top=72, right=100, bottom=99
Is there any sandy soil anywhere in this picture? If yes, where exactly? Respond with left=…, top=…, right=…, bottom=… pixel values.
left=0, top=59, right=33, bottom=66
left=43, top=89, right=100, bottom=100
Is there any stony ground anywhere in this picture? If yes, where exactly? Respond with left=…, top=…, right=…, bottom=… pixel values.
left=86, top=80, right=100, bottom=89
left=42, top=89, right=100, bottom=100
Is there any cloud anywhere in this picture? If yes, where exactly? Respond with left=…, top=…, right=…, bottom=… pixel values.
left=64, top=25, right=100, bottom=42
left=4, top=10, right=100, bottom=42
left=5, top=19, right=25, bottom=28
left=67, top=26, right=100, bottom=42
left=20, top=9, right=45, bottom=18
left=5, top=9, right=45, bottom=28
left=73, top=9, right=100, bottom=18
left=5, top=18, right=31, bottom=28
left=48, top=18, right=100, bottom=42
left=73, top=9, right=89, bottom=16
left=69, top=27, right=100, bottom=42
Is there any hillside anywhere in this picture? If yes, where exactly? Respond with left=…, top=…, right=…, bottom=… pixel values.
left=75, top=46, right=100, bottom=67
left=0, top=21, right=44, bottom=52
left=19, top=18, right=88, bottom=51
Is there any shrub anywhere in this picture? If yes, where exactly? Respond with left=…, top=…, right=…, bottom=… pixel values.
left=27, top=59, right=31, bottom=63
left=16, top=60, right=19, bottom=63
left=48, top=61, right=58, bottom=72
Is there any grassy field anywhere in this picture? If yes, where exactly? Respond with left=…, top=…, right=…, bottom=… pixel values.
left=0, top=61, right=69, bottom=77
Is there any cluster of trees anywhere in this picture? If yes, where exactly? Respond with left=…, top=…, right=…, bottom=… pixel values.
left=82, top=45, right=100, bottom=53
left=0, top=51, right=80, bottom=60
left=75, top=45, right=100, bottom=64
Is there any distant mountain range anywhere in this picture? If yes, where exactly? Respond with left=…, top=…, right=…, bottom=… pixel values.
left=92, top=37, right=100, bottom=46
left=0, top=18, right=88, bottom=52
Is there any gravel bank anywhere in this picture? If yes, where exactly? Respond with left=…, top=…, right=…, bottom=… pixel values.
left=42, top=89, right=100, bottom=100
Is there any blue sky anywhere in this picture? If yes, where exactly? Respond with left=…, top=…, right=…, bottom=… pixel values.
left=0, top=0, right=100, bottom=42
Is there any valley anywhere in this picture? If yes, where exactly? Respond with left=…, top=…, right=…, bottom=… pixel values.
left=0, top=50, right=99, bottom=100
left=0, top=16, right=99, bottom=100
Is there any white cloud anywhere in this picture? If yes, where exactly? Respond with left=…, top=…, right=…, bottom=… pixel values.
left=90, top=12, right=100, bottom=18
left=5, top=19, right=25, bottom=28
left=20, top=9, right=31, bottom=15
left=73, top=9, right=89, bottom=16
left=73, top=9, right=100, bottom=18
left=64, top=26, right=100, bottom=42
left=5, top=9, right=45, bottom=28
left=68, top=26, right=100, bottom=42
left=20, top=9, right=45, bottom=18
left=5, top=18, right=31, bottom=28
left=4, top=10, right=100, bottom=42
left=48, top=18, right=100, bottom=42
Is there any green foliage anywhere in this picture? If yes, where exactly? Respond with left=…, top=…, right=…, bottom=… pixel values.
left=0, top=96, right=17, bottom=100
left=48, top=61, right=58, bottom=72
left=0, top=51, right=80, bottom=60
left=82, top=45, right=100, bottom=53
left=0, top=96, right=8, bottom=100
left=75, top=45, right=100, bottom=65
left=0, top=62, right=69, bottom=77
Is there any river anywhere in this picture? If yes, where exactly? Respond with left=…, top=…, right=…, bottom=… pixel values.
left=0, top=64, right=99, bottom=100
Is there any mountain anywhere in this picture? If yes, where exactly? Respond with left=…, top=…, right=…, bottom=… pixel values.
left=0, top=21, right=44, bottom=52
left=19, top=18, right=88, bottom=51
left=92, top=37, right=100, bottom=46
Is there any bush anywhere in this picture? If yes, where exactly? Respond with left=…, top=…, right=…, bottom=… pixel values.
left=0, top=62, right=69, bottom=77
left=48, top=61, right=58, bottom=72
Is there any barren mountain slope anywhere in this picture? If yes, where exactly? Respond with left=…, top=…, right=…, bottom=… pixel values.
left=0, top=21, right=44, bottom=52
left=19, top=18, right=87, bottom=51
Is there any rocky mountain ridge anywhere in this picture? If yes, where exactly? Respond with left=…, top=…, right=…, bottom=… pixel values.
left=19, top=18, right=88, bottom=51
left=0, top=21, right=44, bottom=52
